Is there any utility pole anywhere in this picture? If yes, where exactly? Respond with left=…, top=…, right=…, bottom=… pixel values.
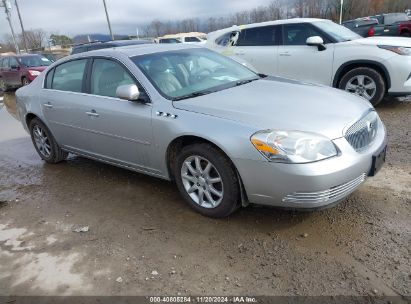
left=339, top=0, right=344, bottom=24
left=102, top=0, right=114, bottom=40
left=1, top=0, right=20, bottom=53
left=14, top=0, right=28, bottom=52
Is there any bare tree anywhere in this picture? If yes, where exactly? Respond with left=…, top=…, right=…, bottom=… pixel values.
left=24, top=29, right=46, bottom=50
left=141, top=0, right=411, bottom=36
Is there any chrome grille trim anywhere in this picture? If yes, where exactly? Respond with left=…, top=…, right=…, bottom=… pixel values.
left=282, top=173, right=366, bottom=204
left=344, top=111, right=379, bottom=151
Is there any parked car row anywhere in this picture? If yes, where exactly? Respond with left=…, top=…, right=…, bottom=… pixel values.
left=343, top=13, right=411, bottom=37
left=207, top=18, right=411, bottom=105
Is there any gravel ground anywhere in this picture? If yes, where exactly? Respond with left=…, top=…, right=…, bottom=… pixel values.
left=0, top=92, right=410, bottom=297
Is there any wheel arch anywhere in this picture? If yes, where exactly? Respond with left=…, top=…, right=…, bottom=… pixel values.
left=25, top=112, right=38, bottom=128
left=333, top=60, right=391, bottom=91
left=166, top=135, right=249, bottom=205
left=400, top=29, right=410, bottom=36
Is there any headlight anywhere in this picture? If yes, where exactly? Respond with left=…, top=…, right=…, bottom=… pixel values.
left=378, top=45, right=411, bottom=56
left=28, top=70, right=41, bottom=76
left=251, top=130, right=338, bottom=163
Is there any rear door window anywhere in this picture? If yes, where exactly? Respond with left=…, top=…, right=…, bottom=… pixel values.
left=51, top=59, right=87, bottom=92
left=236, top=25, right=280, bottom=46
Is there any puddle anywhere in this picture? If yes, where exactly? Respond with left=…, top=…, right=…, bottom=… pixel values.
left=0, top=92, right=28, bottom=143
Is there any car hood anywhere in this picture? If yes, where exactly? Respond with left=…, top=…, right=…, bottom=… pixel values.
left=351, top=36, right=411, bottom=47
left=172, top=77, right=373, bottom=139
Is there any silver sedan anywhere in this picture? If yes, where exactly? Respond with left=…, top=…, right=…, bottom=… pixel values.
left=15, top=44, right=387, bottom=217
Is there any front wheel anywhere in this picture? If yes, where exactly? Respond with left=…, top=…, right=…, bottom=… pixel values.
left=339, top=67, right=386, bottom=106
left=0, top=78, right=9, bottom=92
left=174, top=143, right=240, bottom=218
left=22, top=77, right=30, bottom=86
left=29, top=118, right=68, bottom=163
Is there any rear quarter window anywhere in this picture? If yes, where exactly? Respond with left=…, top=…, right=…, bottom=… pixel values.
left=44, top=68, right=54, bottom=89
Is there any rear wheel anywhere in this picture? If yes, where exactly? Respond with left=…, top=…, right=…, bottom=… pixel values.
left=29, top=118, right=68, bottom=163
left=339, top=67, right=386, bottom=106
left=174, top=143, right=240, bottom=218
left=400, top=31, right=410, bottom=37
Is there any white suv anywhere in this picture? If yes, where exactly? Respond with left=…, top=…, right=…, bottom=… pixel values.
left=207, top=18, right=411, bottom=105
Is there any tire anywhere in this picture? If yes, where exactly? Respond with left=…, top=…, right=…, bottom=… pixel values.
left=22, top=77, right=30, bottom=86
left=400, top=32, right=410, bottom=37
left=29, top=117, right=68, bottom=164
left=0, top=78, right=10, bottom=92
left=174, top=143, right=240, bottom=218
left=338, top=67, right=386, bottom=106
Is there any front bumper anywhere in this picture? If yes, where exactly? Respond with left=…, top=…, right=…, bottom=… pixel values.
left=233, top=121, right=387, bottom=209
left=385, top=55, right=411, bottom=95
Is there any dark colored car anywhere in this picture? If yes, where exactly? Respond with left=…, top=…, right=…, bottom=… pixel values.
left=370, top=13, right=411, bottom=37
left=70, top=39, right=153, bottom=55
left=342, top=18, right=379, bottom=37
left=344, top=13, right=411, bottom=37
left=0, top=54, right=52, bottom=91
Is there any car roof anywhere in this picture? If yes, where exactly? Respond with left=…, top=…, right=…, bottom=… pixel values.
left=73, top=39, right=151, bottom=48
left=71, top=43, right=202, bottom=59
left=207, top=18, right=328, bottom=38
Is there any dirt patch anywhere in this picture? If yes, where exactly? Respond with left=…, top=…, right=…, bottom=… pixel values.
left=0, top=93, right=410, bottom=296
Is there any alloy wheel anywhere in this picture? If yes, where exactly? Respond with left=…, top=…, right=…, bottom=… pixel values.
left=32, top=125, right=51, bottom=158
left=345, top=75, right=376, bottom=101
left=180, top=155, right=224, bottom=209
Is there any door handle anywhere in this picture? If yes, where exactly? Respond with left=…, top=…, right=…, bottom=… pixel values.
left=86, top=110, right=99, bottom=117
left=279, top=52, right=291, bottom=56
left=43, top=102, right=53, bottom=108
left=235, top=51, right=245, bottom=55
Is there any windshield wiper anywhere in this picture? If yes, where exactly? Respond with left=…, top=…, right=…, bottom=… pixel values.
left=235, top=77, right=260, bottom=87
left=172, top=90, right=214, bottom=101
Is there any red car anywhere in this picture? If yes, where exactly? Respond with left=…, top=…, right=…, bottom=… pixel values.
left=0, top=54, right=52, bottom=91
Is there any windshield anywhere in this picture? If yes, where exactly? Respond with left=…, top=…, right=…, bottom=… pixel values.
left=314, top=20, right=362, bottom=42
left=17, top=55, right=52, bottom=67
left=131, top=48, right=259, bottom=100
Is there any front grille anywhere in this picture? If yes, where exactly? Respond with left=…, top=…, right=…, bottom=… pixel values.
left=282, top=173, right=366, bottom=204
left=344, top=111, right=379, bottom=151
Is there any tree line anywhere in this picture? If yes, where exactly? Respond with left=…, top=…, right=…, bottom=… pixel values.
left=1, top=0, right=409, bottom=52
left=143, top=0, right=410, bottom=37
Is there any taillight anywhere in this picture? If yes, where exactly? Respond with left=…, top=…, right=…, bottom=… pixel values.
left=368, top=27, right=375, bottom=37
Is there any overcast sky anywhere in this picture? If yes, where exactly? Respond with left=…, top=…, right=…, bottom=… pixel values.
left=0, top=0, right=272, bottom=38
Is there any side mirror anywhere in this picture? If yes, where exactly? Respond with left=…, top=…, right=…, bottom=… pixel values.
left=116, top=84, right=141, bottom=101
left=10, top=65, right=20, bottom=70
left=306, top=36, right=326, bottom=51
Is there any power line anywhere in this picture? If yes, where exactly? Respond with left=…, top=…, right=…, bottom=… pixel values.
left=1, top=0, right=20, bottom=53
